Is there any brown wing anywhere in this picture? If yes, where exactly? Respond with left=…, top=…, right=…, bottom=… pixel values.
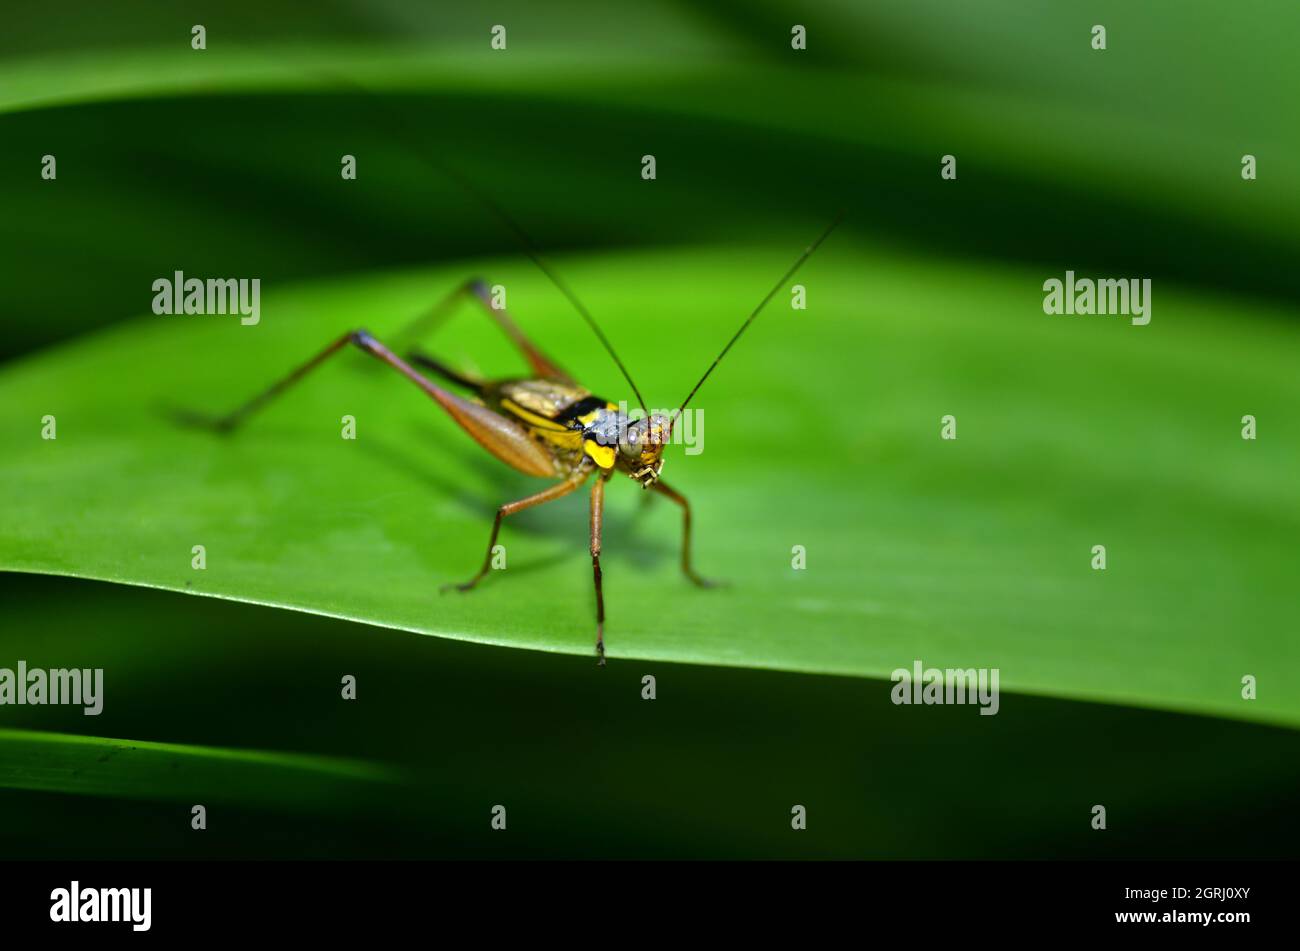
left=487, top=380, right=612, bottom=459
left=493, top=379, right=592, bottom=420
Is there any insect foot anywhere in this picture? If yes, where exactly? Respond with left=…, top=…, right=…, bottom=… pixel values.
left=440, top=579, right=479, bottom=594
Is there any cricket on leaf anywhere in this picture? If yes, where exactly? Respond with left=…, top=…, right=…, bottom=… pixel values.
left=185, top=82, right=842, bottom=662
left=194, top=219, right=838, bottom=664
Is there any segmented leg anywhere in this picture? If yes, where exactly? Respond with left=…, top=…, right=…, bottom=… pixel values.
left=651, top=480, right=723, bottom=588
left=179, top=329, right=557, bottom=477
left=395, top=278, right=574, bottom=382
left=590, top=474, right=607, bottom=665
left=443, top=474, right=589, bottom=594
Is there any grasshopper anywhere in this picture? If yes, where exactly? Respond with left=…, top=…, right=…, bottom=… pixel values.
left=198, top=220, right=839, bottom=664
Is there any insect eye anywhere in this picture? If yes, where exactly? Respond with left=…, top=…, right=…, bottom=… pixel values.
left=619, top=419, right=646, bottom=452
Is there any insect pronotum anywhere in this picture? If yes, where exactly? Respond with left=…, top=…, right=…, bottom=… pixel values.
left=188, top=74, right=842, bottom=663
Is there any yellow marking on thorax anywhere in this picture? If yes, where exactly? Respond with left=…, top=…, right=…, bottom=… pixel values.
left=583, top=440, right=616, bottom=470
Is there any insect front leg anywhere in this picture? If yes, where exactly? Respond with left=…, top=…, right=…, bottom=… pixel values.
left=442, top=474, right=588, bottom=594
left=651, top=480, right=723, bottom=588
left=590, top=473, right=609, bottom=666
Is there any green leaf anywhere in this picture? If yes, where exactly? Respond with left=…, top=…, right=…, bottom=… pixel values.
left=2, top=244, right=1297, bottom=727
left=0, top=727, right=398, bottom=809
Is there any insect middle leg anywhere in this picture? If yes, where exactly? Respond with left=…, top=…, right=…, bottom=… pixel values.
left=590, top=473, right=608, bottom=665
left=442, top=473, right=589, bottom=594
left=651, top=480, right=722, bottom=588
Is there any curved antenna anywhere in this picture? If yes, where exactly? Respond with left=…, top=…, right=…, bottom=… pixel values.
left=667, top=213, right=844, bottom=436
left=313, top=67, right=650, bottom=417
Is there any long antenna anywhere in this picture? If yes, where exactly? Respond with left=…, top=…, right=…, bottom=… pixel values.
left=668, top=212, right=844, bottom=435
left=310, top=66, right=651, bottom=417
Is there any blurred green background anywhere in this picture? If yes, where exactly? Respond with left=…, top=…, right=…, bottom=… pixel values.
left=4, top=573, right=1299, bottom=859
left=1, top=1, right=1297, bottom=857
